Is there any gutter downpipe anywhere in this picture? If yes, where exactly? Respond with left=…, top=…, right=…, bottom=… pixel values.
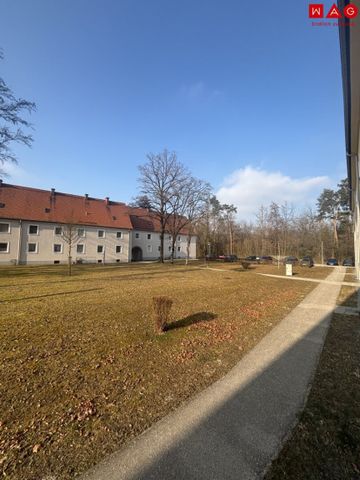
left=17, top=219, right=23, bottom=265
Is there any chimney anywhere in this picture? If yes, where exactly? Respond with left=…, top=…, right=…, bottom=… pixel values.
left=85, top=193, right=89, bottom=199
left=0, top=179, right=3, bottom=187
left=51, top=188, right=55, bottom=196
left=105, top=196, right=110, bottom=205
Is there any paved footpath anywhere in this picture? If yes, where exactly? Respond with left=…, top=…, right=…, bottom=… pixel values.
left=80, top=267, right=346, bottom=480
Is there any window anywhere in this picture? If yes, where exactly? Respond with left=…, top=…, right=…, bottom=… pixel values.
left=98, top=230, right=105, bottom=238
left=77, top=244, right=84, bottom=254
left=177, top=246, right=181, bottom=252
left=28, top=243, right=37, bottom=253
left=158, top=246, right=161, bottom=251
left=147, top=245, right=152, bottom=253
left=116, top=245, right=122, bottom=254
left=54, top=226, right=62, bottom=235
left=0, top=223, right=10, bottom=233
left=116, top=231, right=122, bottom=239
left=178, top=236, right=181, bottom=241
left=135, top=233, right=140, bottom=239
left=97, top=245, right=104, bottom=253
left=0, top=242, right=9, bottom=253
left=77, top=228, right=85, bottom=237
left=168, top=235, right=171, bottom=240
left=147, top=233, right=152, bottom=240
left=53, top=244, right=62, bottom=253
left=28, top=225, right=39, bottom=235
left=168, top=246, right=171, bottom=251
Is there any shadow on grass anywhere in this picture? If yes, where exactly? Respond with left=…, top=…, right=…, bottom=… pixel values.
left=0, top=287, right=103, bottom=303
left=166, top=312, right=217, bottom=331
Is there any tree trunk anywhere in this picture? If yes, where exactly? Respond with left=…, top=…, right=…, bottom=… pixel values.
left=160, top=230, right=164, bottom=263
left=171, top=238, right=176, bottom=264
left=186, top=234, right=191, bottom=265
left=68, top=243, right=72, bottom=276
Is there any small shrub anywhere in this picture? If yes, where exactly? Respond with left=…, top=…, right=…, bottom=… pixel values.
left=241, top=261, right=251, bottom=270
left=152, top=296, right=173, bottom=333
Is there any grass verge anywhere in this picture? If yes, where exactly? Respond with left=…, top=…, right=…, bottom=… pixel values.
left=265, top=288, right=360, bottom=479
left=0, top=262, right=325, bottom=479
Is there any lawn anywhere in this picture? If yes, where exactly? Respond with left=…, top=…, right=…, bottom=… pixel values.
left=0, top=262, right=329, bottom=479
left=265, top=285, right=360, bottom=479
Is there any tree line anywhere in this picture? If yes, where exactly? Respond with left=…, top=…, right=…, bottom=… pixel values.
left=136, top=150, right=353, bottom=263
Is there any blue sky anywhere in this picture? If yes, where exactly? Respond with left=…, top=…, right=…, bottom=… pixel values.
left=1, top=0, right=347, bottom=219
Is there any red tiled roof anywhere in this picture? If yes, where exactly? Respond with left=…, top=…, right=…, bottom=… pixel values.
left=0, top=183, right=133, bottom=229
left=126, top=207, right=191, bottom=235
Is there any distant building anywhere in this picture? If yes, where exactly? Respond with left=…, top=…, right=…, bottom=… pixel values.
left=0, top=182, right=196, bottom=265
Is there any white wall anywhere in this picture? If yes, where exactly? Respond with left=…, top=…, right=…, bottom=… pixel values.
left=131, top=231, right=197, bottom=260
left=0, top=219, right=131, bottom=264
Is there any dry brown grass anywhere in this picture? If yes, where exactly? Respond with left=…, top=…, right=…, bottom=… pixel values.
left=0, top=261, right=326, bottom=479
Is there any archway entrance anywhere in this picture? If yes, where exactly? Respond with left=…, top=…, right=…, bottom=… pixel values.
left=132, top=246, right=143, bottom=262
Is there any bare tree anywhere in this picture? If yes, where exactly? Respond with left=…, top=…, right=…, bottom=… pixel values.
left=0, top=51, right=36, bottom=175
left=138, top=149, right=187, bottom=262
left=61, top=224, right=81, bottom=275
left=167, top=177, right=211, bottom=263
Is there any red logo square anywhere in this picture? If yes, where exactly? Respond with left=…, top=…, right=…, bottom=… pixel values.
left=309, top=4, right=324, bottom=18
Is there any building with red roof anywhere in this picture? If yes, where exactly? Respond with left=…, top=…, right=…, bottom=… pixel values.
left=0, top=182, right=197, bottom=264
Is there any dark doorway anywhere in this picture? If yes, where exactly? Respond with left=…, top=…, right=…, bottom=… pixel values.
left=132, top=246, right=143, bottom=262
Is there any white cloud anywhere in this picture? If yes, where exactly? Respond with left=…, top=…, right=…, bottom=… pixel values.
left=179, top=81, right=223, bottom=101
left=1, top=162, right=38, bottom=184
left=216, top=166, right=330, bottom=220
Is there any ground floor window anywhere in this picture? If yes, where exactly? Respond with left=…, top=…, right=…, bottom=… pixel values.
left=0, top=242, right=9, bottom=253
left=177, top=246, right=181, bottom=252
left=147, top=245, right=153, bottom=253
left=97, top=245, right=104, bottom=253
left=53, top=244, right=62, bottom=253
left=77, top=244, right=85, bottom=254
left=116, top=245, right=122, bottom=253
left=28, top=243, right=38, bottom=253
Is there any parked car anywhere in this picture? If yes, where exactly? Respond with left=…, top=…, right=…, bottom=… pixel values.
left=326, top=258, right=339, bottom=266
left=259, top=255, right=273, bottom=264
left=245, top=255, right=260, bottom=263
left=283, top=256, right=299, bottom=265
left=217, top=254, right=238, bottom=262
left=205, top=254, right=216, bottom=261
left=342, top=258, right=354, bottom=266
left=300, top=256, right=314, bottom=267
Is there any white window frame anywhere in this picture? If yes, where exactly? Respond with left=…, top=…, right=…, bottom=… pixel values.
left=0, top=242, right=9, bottom=253
left=116, top=245, right=122, bottom=254
left=97, top=245, right=104, bottom=254
left=76, top=243, right=85, bottom=254
left=27, top=242, right=38, bottom=253
left=77, top=228, right=86, bottom=238
left=53, top=243, right=63, bottom=254
left=54, top=226, right=62, bottom=236
left=135, top=233, right=140, bottom=239
left=98, top=230, right=105, bottom=238
left=177, top=246, right=181, bottom=252
left=28, top=224, right=39, bottom=235
left=147, top=245, right=153, bottom=253
left=116, top=231, right=122, bottom=239
left=0, top=222, right=10, bottom=233
left=177, top=236, right=181, bottom=242
left=147, top=233, right=152, bottom=240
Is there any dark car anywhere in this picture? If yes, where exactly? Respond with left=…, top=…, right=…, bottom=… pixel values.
left=283, top=256, right=299, bottom=265
left=245, top=255, right=260, bottom=263
left=300, top=256, right=314, bottom=267
left=326, top=258, right=339, bottom=266
left=342, top=258, right=354, bottom=266
left=259, top=255, right=273, bottom=264
left=218, top=254, right=238, bottom=262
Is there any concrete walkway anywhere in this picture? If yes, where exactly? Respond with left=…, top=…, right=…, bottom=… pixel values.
left=257, top=272, right=359, bottom=287
left=80, top=267, right=346, bottom=480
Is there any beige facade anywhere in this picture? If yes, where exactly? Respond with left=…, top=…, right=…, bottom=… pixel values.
left=0, top=219, right=131, bottom=264
left=131, top=231, right=197, bottom=261
left=0, top=219, right=197, bottom=265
